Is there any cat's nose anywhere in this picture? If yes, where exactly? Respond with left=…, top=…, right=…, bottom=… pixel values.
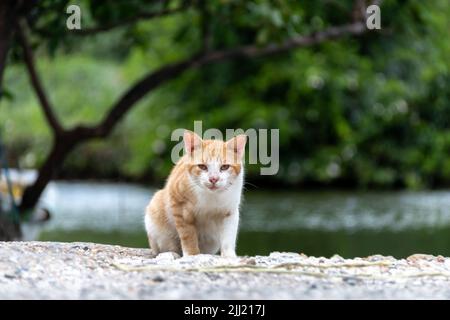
left=209, top=176, right=219, bottom=184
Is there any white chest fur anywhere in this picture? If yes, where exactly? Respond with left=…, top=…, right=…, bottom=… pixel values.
left=191, top=174, right=243, bottom=255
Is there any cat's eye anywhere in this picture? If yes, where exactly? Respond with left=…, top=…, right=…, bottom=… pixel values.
left=198, top=164, right=208, bottom=171
left=220, top=165, right=230, bottom=171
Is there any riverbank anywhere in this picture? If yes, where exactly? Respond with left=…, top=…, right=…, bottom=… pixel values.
left=1, top=241, right=450, bottom=299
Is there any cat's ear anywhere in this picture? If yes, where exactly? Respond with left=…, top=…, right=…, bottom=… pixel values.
left=226, top=134, right=247, bottom=159
left=183, top=130, right=202, bottom=154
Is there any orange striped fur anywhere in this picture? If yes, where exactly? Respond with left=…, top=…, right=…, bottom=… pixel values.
left=145, top=130, right=247, bottom=257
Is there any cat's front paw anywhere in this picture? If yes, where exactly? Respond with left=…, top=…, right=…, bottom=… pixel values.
left=182, top=249, right=200, bottom=257
left=221, top=250, right=237, bottom=258
left=156, top=251, right=180, bottom=260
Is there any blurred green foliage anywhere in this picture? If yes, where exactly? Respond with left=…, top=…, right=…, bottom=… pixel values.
left=1, top=0, right=449, bottom=189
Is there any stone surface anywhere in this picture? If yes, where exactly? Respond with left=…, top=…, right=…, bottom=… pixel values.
left=1, top=241, right=450, bottom=299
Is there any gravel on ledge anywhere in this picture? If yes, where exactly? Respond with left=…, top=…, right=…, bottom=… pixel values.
left=1, top=241, right=450, bottom=299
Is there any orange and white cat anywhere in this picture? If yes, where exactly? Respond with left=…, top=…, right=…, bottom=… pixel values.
left=144, top=130, right=247, bottom=258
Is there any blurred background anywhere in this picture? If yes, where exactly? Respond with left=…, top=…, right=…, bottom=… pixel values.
left=0, top=0, right=449, bottom=258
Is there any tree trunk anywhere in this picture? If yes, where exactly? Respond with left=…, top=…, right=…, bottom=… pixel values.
left=0, top=216, right=21, bottom=240
left=0, top=0, right=22, bottom=240
left=0, top=0, right=17, bottom=88
left=19, top=135, right=78, bottom=211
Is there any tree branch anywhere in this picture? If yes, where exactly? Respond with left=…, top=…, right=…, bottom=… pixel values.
left=73, top=19, right=373, bottom=141
left=197, top=22, right=368, bottom=64
left=70, top=55, right=201, bottom=139
left=16, top=20, right=64, bottom=135
left=73, top=4, right=189, bottom=36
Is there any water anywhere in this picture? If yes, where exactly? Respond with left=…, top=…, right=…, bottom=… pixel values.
left=27, top=181, right=450, bottom=258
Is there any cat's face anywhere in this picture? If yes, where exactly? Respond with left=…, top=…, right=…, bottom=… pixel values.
left=184, top=131, right=247, bottom=192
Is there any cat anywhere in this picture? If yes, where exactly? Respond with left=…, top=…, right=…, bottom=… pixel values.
left=144, top=130, right=247, bottom=258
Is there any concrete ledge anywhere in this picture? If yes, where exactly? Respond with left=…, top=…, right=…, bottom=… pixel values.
left=0, top=241, right=449, bottom=299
